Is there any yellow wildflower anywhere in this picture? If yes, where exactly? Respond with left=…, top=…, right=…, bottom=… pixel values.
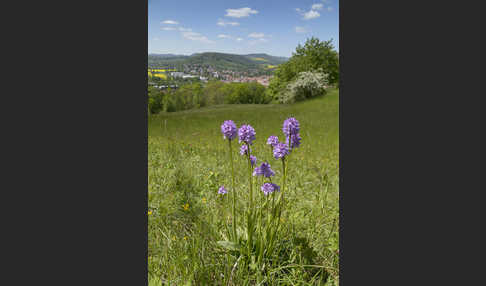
left=147, top=210, right=153, bottom=215
left=202, top=197, right=207, bottom=204
left=182, top=203, right=189, bottom=211
left=183, top=236, right=188, bottom=240
left=172, top=236, right=176, bottom=241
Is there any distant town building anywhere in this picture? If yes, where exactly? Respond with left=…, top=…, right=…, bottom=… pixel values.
left=153, top=85, right=178, bottom=90
left=171, top=72, right=184, bottom=78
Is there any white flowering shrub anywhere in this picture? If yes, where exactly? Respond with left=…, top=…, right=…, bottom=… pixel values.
left=280, top=71, right=329, bottom=103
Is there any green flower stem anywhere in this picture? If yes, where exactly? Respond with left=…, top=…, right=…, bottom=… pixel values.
left=276, top=157, right=286, bottom=229
left=246, top=143, right=253, bottom=259
left=283, top=133, right=291, bottom=205
left=266, top=193, right=270, bottom=228
left=281, top=157, right=286, bottom=203
left=247, top=144, right=253, bottom=210
left=228, top=140, right=237, bottom=242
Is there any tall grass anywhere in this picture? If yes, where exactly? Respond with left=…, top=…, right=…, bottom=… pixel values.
left=148, top=89, right=339, bottom=285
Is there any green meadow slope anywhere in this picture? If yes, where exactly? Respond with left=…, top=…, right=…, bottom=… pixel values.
left=148, top=89, right=339, bottom=285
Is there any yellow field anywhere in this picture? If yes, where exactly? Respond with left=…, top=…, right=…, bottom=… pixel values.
left=266, top=64, right=277, bottom=69
left=152, top=73, right=167, bottom=79
left=148, top=69, right=176, bottom=72
left=148, top=68, right=171, bottom=79
left=148, top=72, right=167, bottom=79
left=251, top=57, right=267, bottom=61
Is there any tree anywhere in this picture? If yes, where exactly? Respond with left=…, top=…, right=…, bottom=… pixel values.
left=247, top=82, right=268, bottom=104
left=268, top=37, right=339, bottom=102
left=292, top=38, right=339, bottom=85
left=148, top=86, right=164, bottom=114
left=203, top=80, right=226, bottom=105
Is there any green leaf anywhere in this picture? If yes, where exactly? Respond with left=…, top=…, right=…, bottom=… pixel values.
left=217, top=241, right=241, bottom=252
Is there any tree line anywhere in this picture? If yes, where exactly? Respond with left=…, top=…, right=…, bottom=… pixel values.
left=148, top=81, right=270, bottom=114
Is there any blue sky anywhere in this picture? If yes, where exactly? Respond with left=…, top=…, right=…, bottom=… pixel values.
left=148, top=0, right=338, bottom=57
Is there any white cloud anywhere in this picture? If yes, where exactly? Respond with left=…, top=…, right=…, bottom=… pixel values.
left=303, top=10, right=320, bottom=20
left=225, top=7, right=258, bottom=18
left=248, top=32, right=265, bottom=38
left=153, top=37, right=160, bottom=41
left=295, top=26, right=307, bottom=33
left=296, top=2, right=331, bottom=20
left=258, top=38, right=268, bottom=42
left=162, top=20, right=178, bottom=25
left=182, top=31, right=214, bottom=44
left=217, top=19, right=240, bottom=26
left=217, top=34, right=231, bottom=39
left=178, top=27, right=192, bottom=32
left=162, top=27, right=176, bottom=31
left=236, top=37, right=243, bottom=42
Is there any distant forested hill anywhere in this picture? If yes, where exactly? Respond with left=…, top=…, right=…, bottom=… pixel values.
left=148, top=52, right=288, bottom=71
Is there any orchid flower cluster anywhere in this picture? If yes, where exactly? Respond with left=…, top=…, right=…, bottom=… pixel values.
left=220, top=117, right=301, bottom=197
left=218, top=117, right=302, bottom=271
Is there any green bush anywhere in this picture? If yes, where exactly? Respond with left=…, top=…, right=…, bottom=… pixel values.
left=281, top=71, right=329, bottom=103
left=203, top=80, right=227, bottom=105
left=148, top=86, right=164, bottom=114
left=226, top=82, right=270, bottom=104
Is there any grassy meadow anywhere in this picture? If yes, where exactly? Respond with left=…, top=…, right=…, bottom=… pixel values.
left=148, top=88, right=339, bottom=285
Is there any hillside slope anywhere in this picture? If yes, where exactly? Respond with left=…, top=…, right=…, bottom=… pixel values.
left=148, top=52, right=288, bottom=71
